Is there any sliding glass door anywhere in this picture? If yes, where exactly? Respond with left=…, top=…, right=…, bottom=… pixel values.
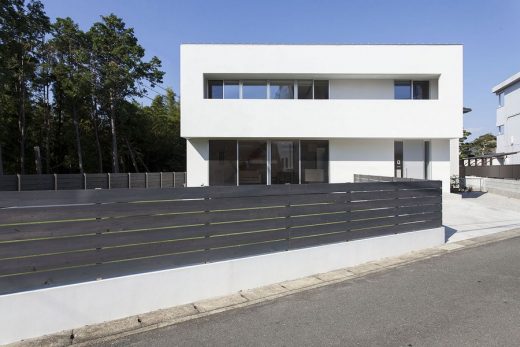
left=238, top=141, right=267, bottom=185
left=271, top=140, right=299, bottom=184
left=209, top=140, right=329, bottom=186
left=301, top=140, right=329, bottom=184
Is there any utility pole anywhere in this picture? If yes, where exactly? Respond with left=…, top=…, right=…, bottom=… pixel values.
left=34, top=146, right=42, bottom=175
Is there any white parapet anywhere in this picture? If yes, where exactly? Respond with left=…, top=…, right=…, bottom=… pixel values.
left=0, top=227, right=444, bottom=345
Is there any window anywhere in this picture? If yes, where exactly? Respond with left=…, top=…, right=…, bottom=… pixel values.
left=297, top=80, right=313, bottom=99
left=498, top=125, right=504, bottom=135
left=498, top=92, right=504, bottom=107
left=270, top=81, right=294, bottom=99
left=209, top=140, right=237, bottom=186
left=413, top=81, right=430, bottom=99
left=313, top=80, right=329, bottom=99
left=242, top=81, right=267, bottom=99
left=224, top=80, right=239, bottom=99
left=395, top=80, right=430, bottom=100
left=271, top=140, right=299, bottom=184
left=207, top=80, right=223, bottom=99
left=394, top=81, right=412, bottom=99
left=239, top=141, right=267, bottom=185
left=301, top=140, right=329, bottom=183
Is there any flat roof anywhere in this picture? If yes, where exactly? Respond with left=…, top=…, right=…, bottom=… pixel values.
left=492, top=71, right=520, bottom=94
left=181, top=43, right=463, bottom=46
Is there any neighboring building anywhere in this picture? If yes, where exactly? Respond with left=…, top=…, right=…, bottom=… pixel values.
left=493, top=72, right=520, bottom=164
left=180, top=44, right=463, bottom=193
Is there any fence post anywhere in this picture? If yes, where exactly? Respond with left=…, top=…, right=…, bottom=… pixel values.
left=17, top=174, right=21, bottom=191
left=84, top=173, right=87, bottom=190
left=54, top=173, right=58, bottom=191
left=160, top=172, right=163, bottom=188
left=107, top=173, right=111, bottom=189
left=173, top=171, right=176, bottom=188
left=145, top=172, right=148, bottom=188
left=128, top=173, right=131, bottom=189
left=184, top=172, right=187, bottom=187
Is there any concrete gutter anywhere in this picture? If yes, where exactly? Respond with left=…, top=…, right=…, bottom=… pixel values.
left=7, top=228, right=520, bottom=347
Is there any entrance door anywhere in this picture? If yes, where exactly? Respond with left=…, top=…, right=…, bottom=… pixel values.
left=394, top=141, right=403, bottom=178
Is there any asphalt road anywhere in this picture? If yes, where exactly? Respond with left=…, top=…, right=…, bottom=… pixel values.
left=100, top=237, right=520, bottom=347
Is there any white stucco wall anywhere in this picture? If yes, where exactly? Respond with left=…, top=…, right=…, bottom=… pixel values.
left=181, top=44, right=463, bottom=139
left=495, top=77, right=520, bottom=163
left=450, top=138, right=459, bottom=176
left=431, top=139, right=451, bottom=193
left=329, top=138, right=394, bottom=182
left=187, top=139, right=209, bottom=187
left=329, top=79, right=394, bottom=99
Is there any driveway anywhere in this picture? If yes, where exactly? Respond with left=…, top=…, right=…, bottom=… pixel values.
left=443, top=192, right=520, bottom=242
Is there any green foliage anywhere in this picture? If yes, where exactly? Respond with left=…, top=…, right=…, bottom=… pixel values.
left=459, top=130, right=497, bottom=158
left=0, top=0, right=184, bottom=174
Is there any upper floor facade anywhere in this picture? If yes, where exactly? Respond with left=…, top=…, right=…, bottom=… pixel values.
left=493, top=72, right=520, bottom=159
left=180, top=44, right=463, bottom=139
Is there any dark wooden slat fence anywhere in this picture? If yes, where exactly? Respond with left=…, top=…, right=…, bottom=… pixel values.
left=0, top=180, right=442, bottom=295
left=461, top=164, right=520, bottom=180
left=0, top=172, right=186, bottom=191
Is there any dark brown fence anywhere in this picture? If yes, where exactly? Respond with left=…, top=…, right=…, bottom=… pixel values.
left=461, top=165, right=520, bottom=180
left=0, top=172, right=186, bottom=191
left=0, top=180, right=442, bottom=295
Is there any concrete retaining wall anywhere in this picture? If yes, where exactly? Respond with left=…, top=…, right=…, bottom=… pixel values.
left=465, top=176, right=520, bottom=199
left=0, top=227, right=444, bottom=345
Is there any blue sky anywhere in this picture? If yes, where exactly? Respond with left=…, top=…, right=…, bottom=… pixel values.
left=42, top=0, right=520, bottom=140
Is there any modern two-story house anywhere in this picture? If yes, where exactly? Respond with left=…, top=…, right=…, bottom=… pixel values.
left=493, top=71, right=520, bottom=164
left=181, top=44, right=463, bottom=193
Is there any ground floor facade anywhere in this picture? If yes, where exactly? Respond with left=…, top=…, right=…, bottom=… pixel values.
left=187, top=138, right=453, bottom=193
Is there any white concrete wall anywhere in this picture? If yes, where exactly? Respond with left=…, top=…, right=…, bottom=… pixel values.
left=329, top=138, right=394, bottom=182
left=329, top=79, right=394, bottom=99
left=465, top=176, right=520, bottom=199
left=495, top=79, right=520, bottom=163
left=403, top=140, right=425, bottom=179
left=0, top=227, right=444, bottom=345
left=450, top=138, right=459, bottom=177
left=187, top=139, right=209, bottom=187
left=431, top=139, right=451, bottom=193
left=181, top=44, right=463, bottom=139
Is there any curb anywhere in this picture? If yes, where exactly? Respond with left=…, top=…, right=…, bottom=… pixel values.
left=7, top=228, right=520, bottom=347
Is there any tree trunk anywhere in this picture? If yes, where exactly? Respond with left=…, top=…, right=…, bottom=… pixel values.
left=125, top=137, right=139, bottom=173
left=44, top=84, right=51, bottom=173
left=18, top=59, right=26, bottom=174
left=109, top=93, right=119, bottom=173
left=72, top=103, right=84, bottom=174
left=90, top=98, right=103, bottom=173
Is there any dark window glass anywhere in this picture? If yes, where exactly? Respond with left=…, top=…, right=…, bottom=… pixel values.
left=209, top=140, right=237, bottom=186
left=239, top=141, right=267, bottom=185
left=413, top=81, right=430, bottom=99
left=301, top=140, right=328, bottom=183
left=224, top=80, right=239, bottom=99
left=297, top=80, right=313, bottom=99
left=313, top=80, right=329, bottom=99
left=394, top=81, right=411, bottom=99
left=271, top=140, right=299, bottom=184
left=242, top=81, right=267, bottom=99
left=270, top=81, right=294, bottom=99
left=207, top=80, right=223, bottom=99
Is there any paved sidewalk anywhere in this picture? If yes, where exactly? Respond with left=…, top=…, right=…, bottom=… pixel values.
left=443, top=192, right=520, bottom=242
left=93, top=234, right=520, bottom=347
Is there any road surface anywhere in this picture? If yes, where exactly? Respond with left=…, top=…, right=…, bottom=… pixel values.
left=98, top=236, right=520, bottom=347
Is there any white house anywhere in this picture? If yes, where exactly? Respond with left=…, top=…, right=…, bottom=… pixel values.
left=180, top=44, right=463, bottom=193
left=493, top=71, right=520, bottom=164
